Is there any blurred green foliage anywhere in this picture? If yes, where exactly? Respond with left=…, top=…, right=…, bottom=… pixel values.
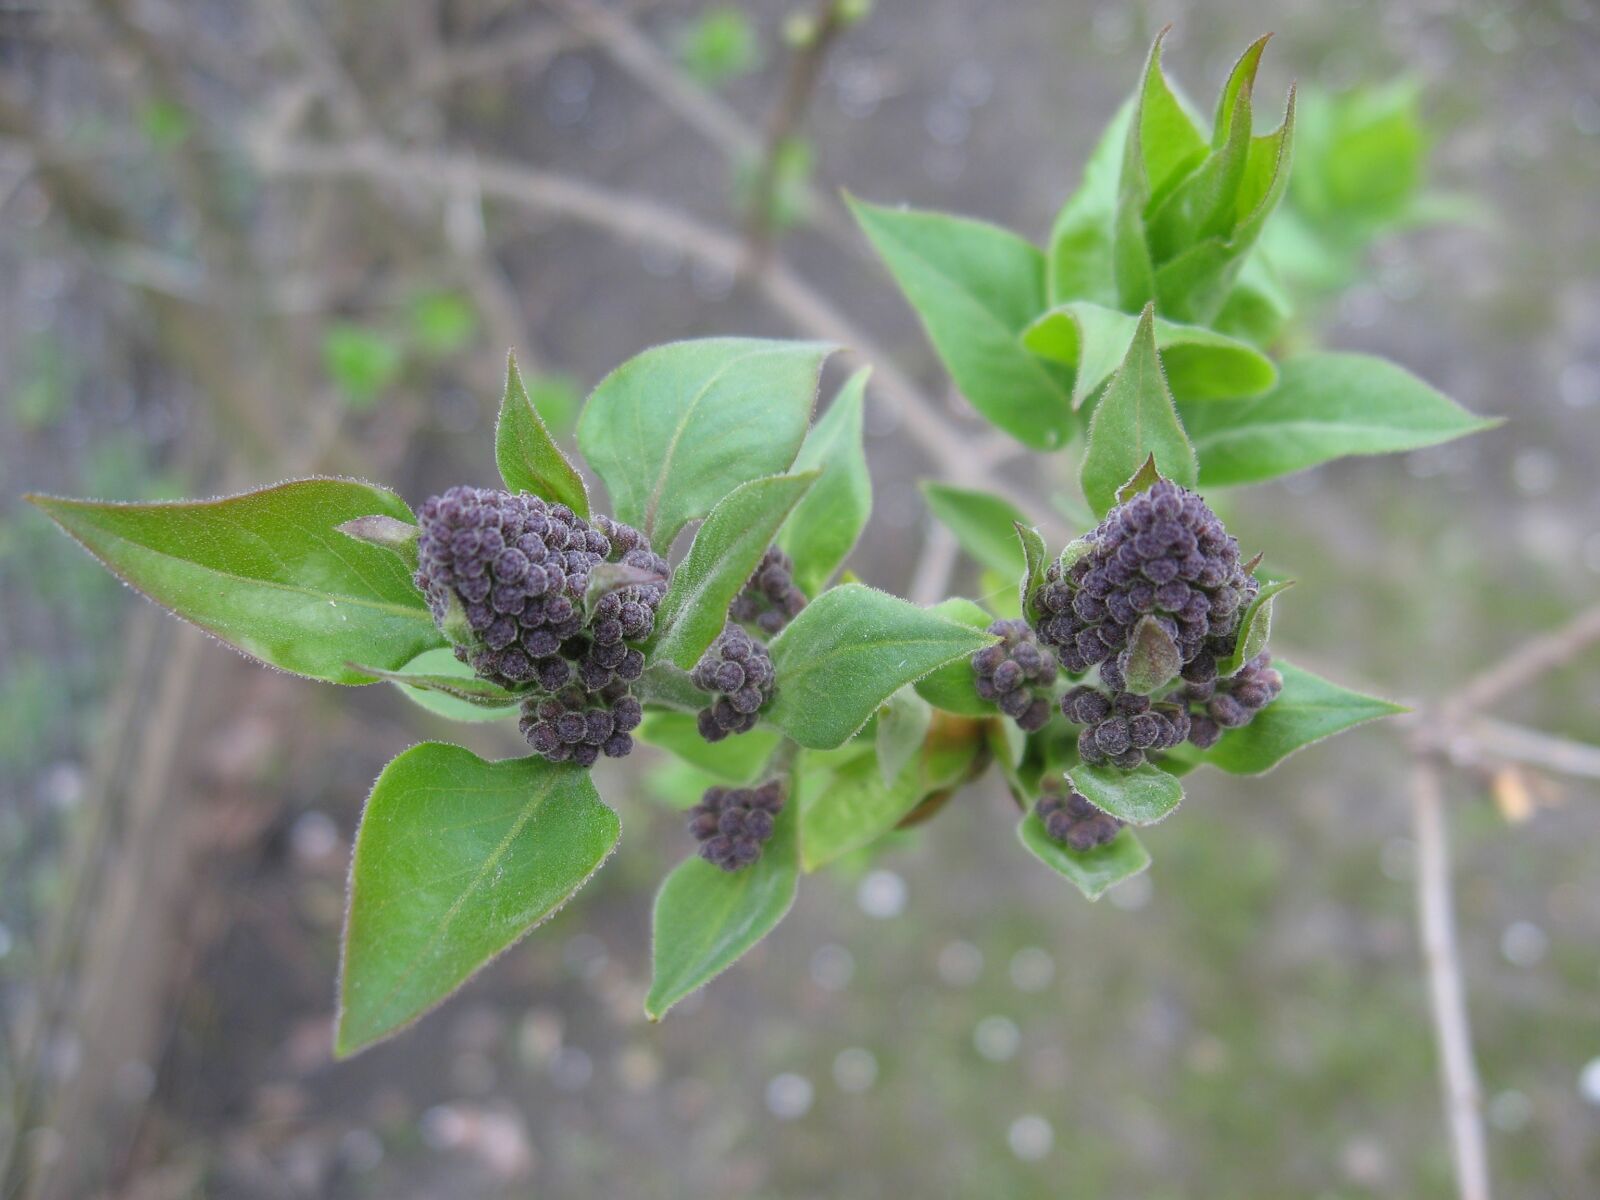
left=676, top=6, right=763, bottom=87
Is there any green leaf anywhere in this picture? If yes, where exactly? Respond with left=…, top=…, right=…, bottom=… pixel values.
left=1018, top=815, right=1151, bottom=900
left=637, top=711, right=781, bottom=785
left=1022, top=300, right=1276, bottom=409
left=1146, top=35, right=1271, bottom=257
left=1066, top=762, right=1184, bottom=825
left=28, top=480, right=443, bottom=684
left=1152, top=88, right=1297, bottom=324
left=577, top=338, right=832, bottom=554
left=876, top=687, right=933, bottom=787
left=1015, top=522, right=1048, bottom=623
left=651, top=472, right=816, bottom=669
left=323, top=323, right=403, bottom=410
left=1116, top=454, right=1164, bottom=505
left=378, top=648, right=519, bottom=723
left=338, top=745, right=618, bottom=1055
left=846, top=195, right=1073, bottom=449
left=336, top=513, right=420, bottom=570
left=1079, top=305, right=1198, bottom=517
left=1215, top=577, right=1294, bottom=677
left=1199, top=660, right=1404, bottom=775
left=646, top=796, right=798, bottom=1019
left=765, top=584, right=998, bottom=749
left=921, top=482, right=1031, bottom=578
left=1047, top=100, right=1130, bottom=306
left=800, top=733, right=976, bottom=872
left=1112, top=29, right=1209, bottom=310
left=350, top=652, right=521, bottom=711
left=1122, top=614, right=1182, bottom=694
left=1184, top=353, right=1500, bottom=486
left=778, top=368, right=873, bottom=596
left=912, top=598, right=997, bottom=717
left=495, top=353, right=590, bottom=519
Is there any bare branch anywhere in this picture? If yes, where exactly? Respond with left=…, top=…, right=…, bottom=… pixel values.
left=1410, top=756, right=1492, bottom=1200
left=252, top=135, right=1043, bottom=522
left=1448, top=602, right=1600, bottom=717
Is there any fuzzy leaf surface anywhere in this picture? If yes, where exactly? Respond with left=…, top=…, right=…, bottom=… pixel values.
left=1184, top=353, right=1500, bottom=486
left=1022, top=301, right=1276, bottom=409
left=576, top=338, right=831, bottom=553
left=765, top=585, right=997, bottom=748
left=646, top=797, right=798, bottom=1019
left=1198, top=660, right=1404, bottom=775
left=1066, top=762, right=1184, bottom=825
left=912, top=598, right=998, bottom=716
left=495, top=353, right=590, bottom=518
left=651, top=472, right=816, bottom=669
left=1079, top=305, right=1198, bottom=517
left=1017, top=815, right=1151, bottom=900
left=29, top=480, right=442, bottom=684
left=847, top=196, right=1073, bottom=449
left=778, top=367, right=873, bottom=596
left=338, top=745, right=618, bottom=1055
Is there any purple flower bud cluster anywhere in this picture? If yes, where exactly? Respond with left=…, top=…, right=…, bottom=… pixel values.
left=1035, top=780, right=1123, bottom=852
left=688, top=780, right=785, bottom=871
left=518, top=683, right=643, bottom=766
left=691, top=625, right=776, bottom=742
left=971, top=619, right=1057, bottom=732
left=729, top=546, right=808, bottom=636
left=1061, top=685, right=1192, bottom=769
left=1030, top=480, right=1258, bottom=687
left=1177, top=651, right=1283, bottom=749
left=413, top=485, right=668, bottom=765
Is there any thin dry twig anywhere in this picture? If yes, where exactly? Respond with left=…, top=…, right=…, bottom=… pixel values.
left=1447, top=602, right=1600, bottom=717
left=251, top=135, right=1042, bottom=520
left=1409, top=757, right=1492, bottom=1200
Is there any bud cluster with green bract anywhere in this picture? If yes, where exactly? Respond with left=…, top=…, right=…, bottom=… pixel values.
left=24, top=30, right=1494, bottom=1055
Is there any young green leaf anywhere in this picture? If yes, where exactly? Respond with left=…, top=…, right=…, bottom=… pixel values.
left=1184, top=352, right=1500, bottom=486
left=336, top=513, right=420, bottom=570
left=338, top=745, right=619, bottom=1055
left=1116, top=454, right=1164, bottom=504
left=921, top=482, right=1031, bottom=578
left=1122, top=614, right=1183, bottom=694
left=1017, top=815, right=1151, bottom=900
left=650, top=472, right=817, bottom=669
left=377, top=648, right=519, bottom=723
left=800, top=732, right=977, bottom=872
left=765, top=584, right=997, bottom=748
left=1153, top=88, right=1297, bottom=323
left=1146, top=35, right=1271, bottom=257
left=646, top=796, right=799, bottom=1020
left=348, top=655, right=520, bottom=711
left=495, top=352, right=590, bottom=518
left=1021, top=300, right=1276, bottom=409
left=576, top=338, right=833, bottom=553
left=778, top=367, right=873, bottom=596
left=846, top=195, right=1073, bottom=449
left=1198, top=660, right=1405, bottom=775
left=1015, top=521, right=1048, bottom=622
left=876, top=686, right=934, bottom=787
left=912, top=597, right=998, bottom=716
left=1112, top=29, right=1209, bottom=310
left=1079, top=304, right=1198, bottom=517
left=1065, top=762, right=1184, bottom=825
left=1215, top=577, right=1295, bottom=677
left=27, top=480, right=444, bottom=684
left=637, top=711, right=782, bottom=785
